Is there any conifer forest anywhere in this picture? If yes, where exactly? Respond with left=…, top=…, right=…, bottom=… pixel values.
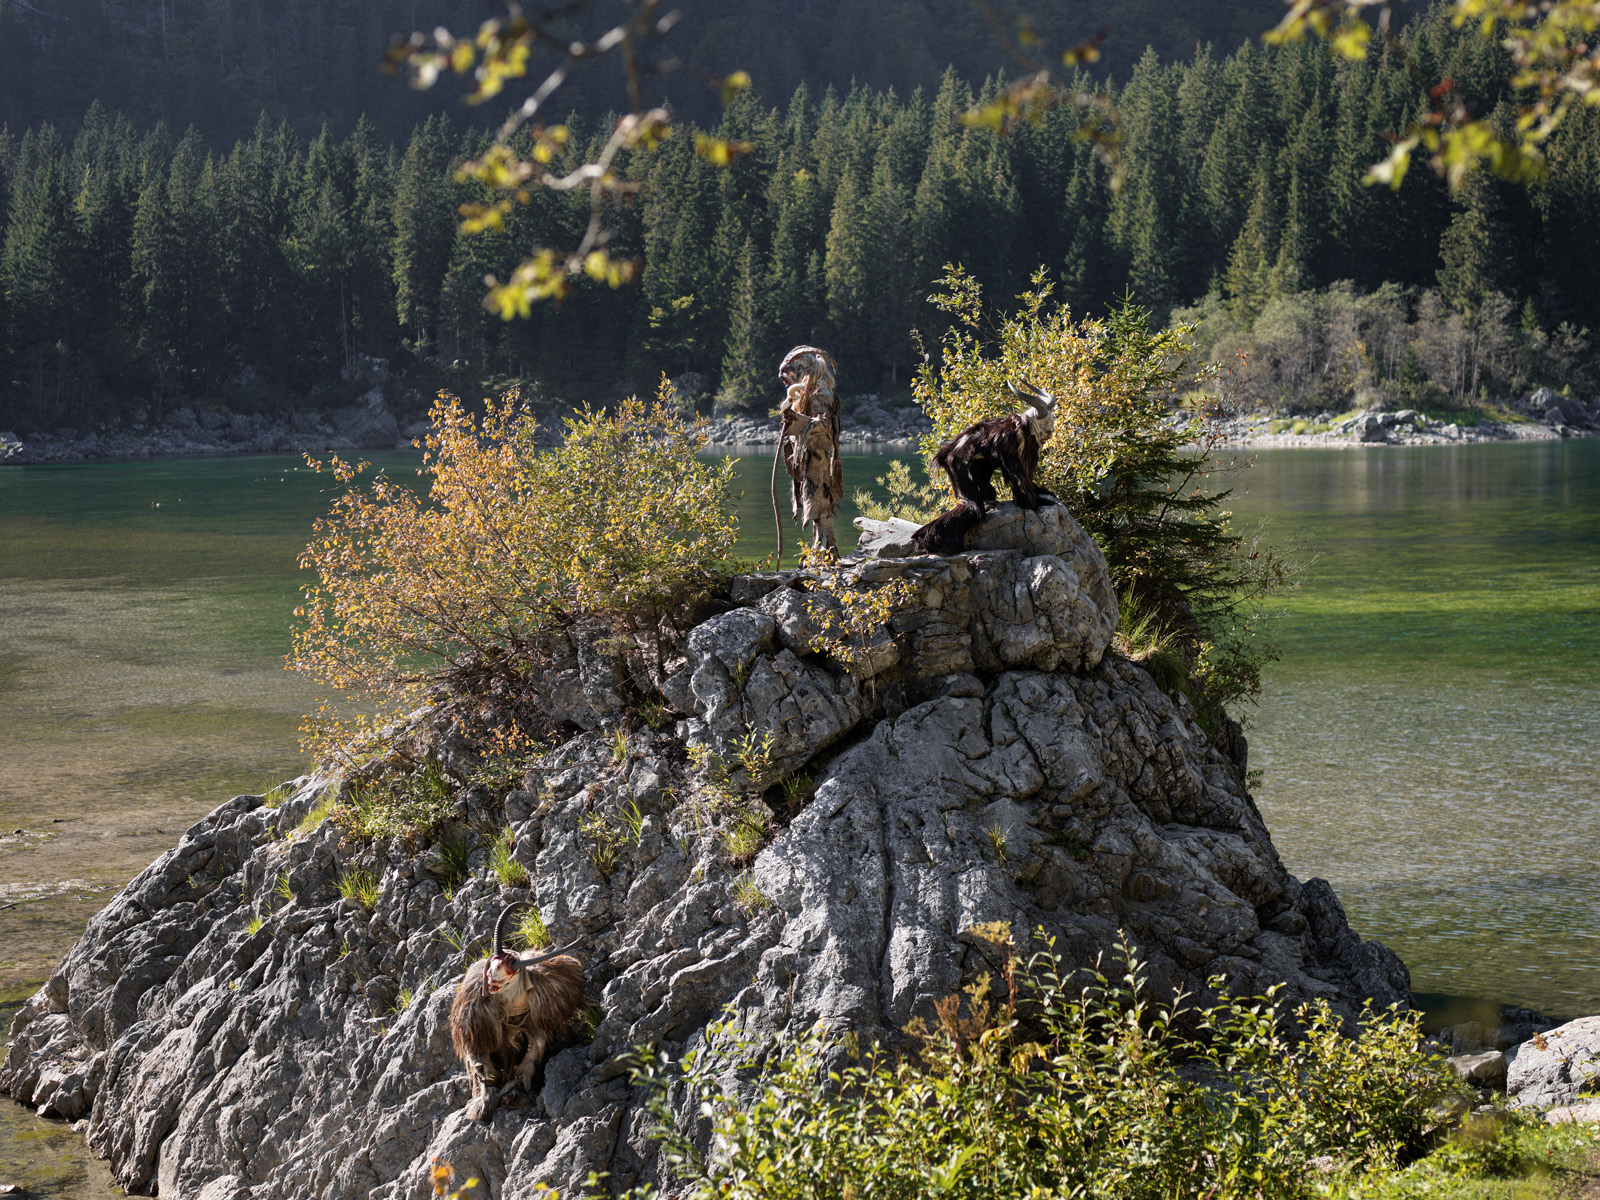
left=1, top=0, right=1597, bottom=430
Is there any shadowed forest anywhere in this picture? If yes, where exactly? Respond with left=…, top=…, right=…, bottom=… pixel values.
left=1, top=0, right=1596, bottom=430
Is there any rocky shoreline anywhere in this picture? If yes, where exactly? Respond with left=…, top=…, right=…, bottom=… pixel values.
left=1213, top=387, right=1600, bottom=448
left=0, top=391, right=933, bottom=467
left=6, top=385, right=1596, bottom=467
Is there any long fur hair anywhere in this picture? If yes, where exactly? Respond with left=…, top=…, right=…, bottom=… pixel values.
left=777, top=345, right=843, bottom=533
left=449, top=954, right=585, bottom=1068
left=911, top=383, right=1058, bottom=556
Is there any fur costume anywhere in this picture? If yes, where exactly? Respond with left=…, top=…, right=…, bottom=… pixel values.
left=777, top=345, right=843, bottom=555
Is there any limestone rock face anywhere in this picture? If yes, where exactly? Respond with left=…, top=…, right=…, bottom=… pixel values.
left=1507, top=1016, right=1600, bottom=1108
left=4, top=505, right=1409, bottom=1200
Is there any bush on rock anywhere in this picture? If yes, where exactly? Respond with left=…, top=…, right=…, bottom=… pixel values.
left=290, top=381, right=738, bottom=764
left=629, top=934, right=1460, bottom=1200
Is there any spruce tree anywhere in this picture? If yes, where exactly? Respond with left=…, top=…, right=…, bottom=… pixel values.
left=391, top=115, right=456, bottom=357
left=823, top=155, right=871, bottom=371
left=1, top=126, right=81, bottom=425
left=716, top=235, right=772, bottom=410
left=1224, top=151, right=1281, bottom=324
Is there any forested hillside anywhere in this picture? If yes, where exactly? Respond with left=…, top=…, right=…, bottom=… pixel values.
left=1, top=4, right=1596, bottom=430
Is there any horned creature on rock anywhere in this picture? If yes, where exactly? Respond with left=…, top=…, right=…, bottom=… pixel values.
left=449, top=901, right=585, bottom=1121
left=911, top=381, right=1059, bottom=556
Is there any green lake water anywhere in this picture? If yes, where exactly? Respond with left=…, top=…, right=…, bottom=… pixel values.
left=0, top=442, right=1597, bottom=1184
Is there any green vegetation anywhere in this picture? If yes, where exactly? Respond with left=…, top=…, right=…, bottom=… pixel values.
left=984, top=822, right=1011, bottom=865
left=289, top=796, right=335, bottom=841
left=291, top=388, right=736, bottom=763
left=1176, top=285, right=1593, bottom=414
left=626, top=933, right=1573, bottom=1200
left=852, top=460, right=946, bottom=524
left=260, top=781, right=296, bottom=809
left=487, top=826, right=528, bottom=888
left=244, top=914, right=266, bottom=936
left=729, top=873, right=769, bottom=915
left=337, top=867, right=380, bottom=911
left=433, top=832, right=474, bottom=892
left=911, top=270, right=1292, bottom=721
left=579, top=811, right=629, bottom=876
left=511, top=907, right=551, bottom=952
left=333, top=762, right=458, bottom=840
left=719, top=810, right=770, bottom=867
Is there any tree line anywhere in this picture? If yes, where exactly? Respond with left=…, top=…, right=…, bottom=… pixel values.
left=2, top=5, right=1596, bottom=432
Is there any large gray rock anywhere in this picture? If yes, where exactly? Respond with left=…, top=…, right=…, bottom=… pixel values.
left=3, top=504, right=1410, bottom=1200
left=1353, top=413, right=1389, bottom=443
left=331, top=388, right=401, bottom=450
left=1507, top=1016, right=1600, bottom=1107
left=853, top=515, right=921, bottom=557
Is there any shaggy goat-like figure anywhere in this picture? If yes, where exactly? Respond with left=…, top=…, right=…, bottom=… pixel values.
left=912, top=382, right=1058, bottom=556
left=449, top=902, right=585, bottom=1121
left=776, top=344, right=843, bottom=555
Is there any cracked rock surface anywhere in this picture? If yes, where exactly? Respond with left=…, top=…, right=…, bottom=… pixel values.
left=3, top=505, right=1410, bottom=1200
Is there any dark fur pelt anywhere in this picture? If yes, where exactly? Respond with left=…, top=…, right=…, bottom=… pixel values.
left=932, top=414, right=1054, bottom=513
left=911, top=409, right=1056, bottom=556
left=909, top=500, right=985, bottom=556
left=449, top=954, right=585, bottom=1079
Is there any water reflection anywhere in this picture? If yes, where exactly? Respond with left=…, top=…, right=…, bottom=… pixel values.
left=0, top=1030, right=120, bottom=1199
left=1224, top=439, right=1600, bottom=1016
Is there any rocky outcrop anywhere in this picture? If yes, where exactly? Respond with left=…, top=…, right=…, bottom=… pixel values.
left=1506, top=1016, right=1600, bottom=1108
left=3, top=505, right=1410, bottom=1200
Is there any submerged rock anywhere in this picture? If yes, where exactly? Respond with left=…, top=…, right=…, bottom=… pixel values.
left=3, top=505, right=1410, bottom=1199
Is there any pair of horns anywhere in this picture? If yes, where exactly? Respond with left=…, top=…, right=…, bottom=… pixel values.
left=778, top=344, right=837, bottom=384
left=1008, top=380, right=1055, bottom=410
left=491, top=900, right=579, bottom=965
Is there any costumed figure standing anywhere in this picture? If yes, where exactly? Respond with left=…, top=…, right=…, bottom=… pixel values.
left=776, top=345, right=843, bottom=558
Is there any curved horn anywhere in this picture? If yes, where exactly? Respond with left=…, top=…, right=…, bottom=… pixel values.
left=492, top=900, right=535, bottom=957
left=1007, top=380, right=1052, bottom=406
left=514, top=938, right=582, bottom=969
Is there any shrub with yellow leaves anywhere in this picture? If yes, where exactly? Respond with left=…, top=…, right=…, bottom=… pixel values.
left=290, top=379, right=737, bottom=763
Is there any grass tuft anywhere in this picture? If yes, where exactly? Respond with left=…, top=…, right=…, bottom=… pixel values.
left=720, top=807, right=770, bottom=866
left=337, top=866, right=380, bottom=910
left=512, top=906, right=552, bottom=951
left=730, top=872, right=769, bottom=915
left=261, top=780, right=296, bottom=808
left=290, top=795, right=334, bottom=840
left=435, top=832, right=474, bottom=889
left=488, top=825, right=529, bottom=888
